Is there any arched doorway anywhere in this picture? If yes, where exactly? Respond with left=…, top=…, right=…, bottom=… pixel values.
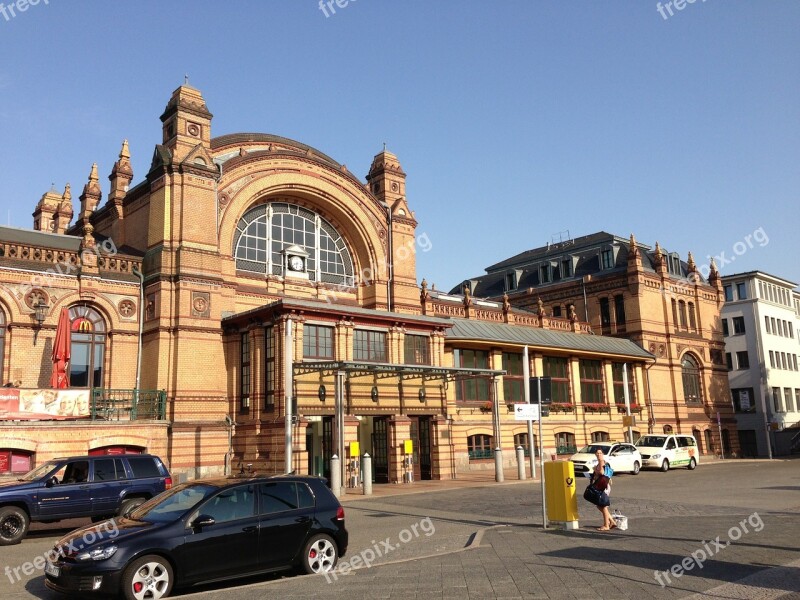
left=69, top=305, right=107, bottom=388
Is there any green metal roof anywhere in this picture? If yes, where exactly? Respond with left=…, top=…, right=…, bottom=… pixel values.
left=445, top=318, right=655, bottom=360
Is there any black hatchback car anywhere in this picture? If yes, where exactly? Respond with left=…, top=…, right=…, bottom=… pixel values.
left=44, top=475, right=347, bottom=599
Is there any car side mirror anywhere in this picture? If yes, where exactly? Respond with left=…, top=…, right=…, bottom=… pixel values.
left=190, top=515, right=216, bottom=529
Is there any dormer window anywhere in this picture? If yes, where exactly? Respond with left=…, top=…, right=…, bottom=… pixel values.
left=601, top=248, right=614, bottom=270
left=561, top=258, right=573, bottom=278
left=540, top=264, right=551, bottom=283
left=505, top=271, right=517, bottom=291
left=667, top=252, right=682, bottom=275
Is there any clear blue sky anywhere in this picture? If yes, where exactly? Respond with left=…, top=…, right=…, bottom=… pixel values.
left=1, top=1, right=798, bottom=291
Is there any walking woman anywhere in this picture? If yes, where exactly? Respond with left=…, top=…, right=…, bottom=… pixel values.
left=585, top=448, right=615, bottom=531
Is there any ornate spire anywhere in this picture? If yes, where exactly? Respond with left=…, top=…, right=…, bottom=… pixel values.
left=708, top=257, right=720, bottom=282
left=687, top=251, right=696, bottom=272
left=629, top=233, right=639, bottom=257
left=80, top=163, right=102, bottom=225
left=654, top=241, right=662, bottom=261
left=109, top=140, right=133, bottom=204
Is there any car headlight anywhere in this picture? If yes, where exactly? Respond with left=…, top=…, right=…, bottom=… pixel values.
left=76, top=545, right=118, bottom=561
left=651, top=454, right=661, bottom=459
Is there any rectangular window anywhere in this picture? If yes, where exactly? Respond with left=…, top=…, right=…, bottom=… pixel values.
left=724, top=285, right=733, bottom=302
left=454, top=348, right=489, bottom=402
left=240, top=332, right=251, bottom=412
left=785, top=388, right=795, bottom=412
left=611, top=363, right=636, bottom=405
left=600, top=298, right=611, bottom=329
left=688, top=303, right=697, bottom=331
left=679, top=301, right=688, bottom=329
left=789, top=322, right=794, bottom=338
left=732, top=388, right=755, bottom=413
left=736, top=282, right=747, bottom=300
left=539, top=264, right=550, bottom=283
left=303, top=324, right=334, bottom=359
left=773, top=387, right=783, bottom=412
left=794, top=355, right=798, bottom=371
left=561, top=259, right=572, bottom=278
left=614, top=295, right=626, bottom=329
left=732, top=317, right=745, bottom=334
left=765, top=316, right=771, bottom=334
left=264, top=326, right=275, bottom=410
left=781, top=352, right=788, bottom=370
left=778, top=320, right=784, bottom=337
left=404, top=334, right=430, bottom=365
left=543, top=356, right=570, bottom=404
left=505, top=272, right=517, bottom=291
left=552, top=305, right=562, bottom=317
left=502, top=352, right=524, bottom=403
left=725, top=353, right=733, bottom=371
left=769, top=351, right=775, bottom=368
left=796, top=389, right=800, bottom=412
left=601, top=249, right=614, bottom=269
left=579, top=359, right=604, bottom=405
left=736, top=351, right=749, bottom=369
left=722, top=319, right=729, bottom=336
left=771, top=317, right=777, bottom=333
left=353, top=329, right=387, bottom=362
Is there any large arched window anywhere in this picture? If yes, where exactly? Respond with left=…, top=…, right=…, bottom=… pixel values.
left=681, top=354, right=703, bottom=405
left=69, top=306, right=106, bottom=388
left=233, top=202, right=354, bottom=285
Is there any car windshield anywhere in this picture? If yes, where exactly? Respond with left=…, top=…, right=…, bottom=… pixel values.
left=128, top=483, right=220, bottom=523
left=18, top=460, right=60, bottom=481
left=576, top=445, right=611, bottom=455
left=636, top=436, right=666, bottom=447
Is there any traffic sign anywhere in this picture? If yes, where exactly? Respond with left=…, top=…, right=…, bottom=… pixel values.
left=514, top=403, right=540, bottom=421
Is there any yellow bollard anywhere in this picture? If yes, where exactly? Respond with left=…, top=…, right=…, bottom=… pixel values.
left=544, top=460, right=579, bottom=530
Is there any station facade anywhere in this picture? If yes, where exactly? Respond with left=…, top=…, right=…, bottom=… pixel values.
left=1, top=85, right=669, bottom=482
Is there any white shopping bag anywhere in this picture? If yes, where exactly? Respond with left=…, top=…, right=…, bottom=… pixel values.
left=613, top=509, right=628, bottom=531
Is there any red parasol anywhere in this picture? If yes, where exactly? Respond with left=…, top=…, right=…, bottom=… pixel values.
left=50, top=308, right=71, bottom=389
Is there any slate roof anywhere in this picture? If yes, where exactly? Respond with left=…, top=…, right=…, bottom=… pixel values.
left=212, top=133, right=342, bottom=169
left=445, top=318, right=655, bottom=360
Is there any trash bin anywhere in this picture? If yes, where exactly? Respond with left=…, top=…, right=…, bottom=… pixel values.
left=544, top=460, right=579, bottom=530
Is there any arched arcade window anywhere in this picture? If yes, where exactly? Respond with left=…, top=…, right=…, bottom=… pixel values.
left=233, top=202, right=355, bottom=285
left=681, top=354, right=703, bottom=405
left=69, top=306, right=106, bottom=388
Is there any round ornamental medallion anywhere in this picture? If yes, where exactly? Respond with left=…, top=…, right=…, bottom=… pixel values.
left=187, top=123, right=201, bottom=137
left=391, top=182, right=399, bottom=192
left=25, top=289, right=48, bottom=309
left=218, top=193, right=230, bottom=207
left=193, top=296, right=208, bottom=313
left=118, top=299, right=136, bottom=318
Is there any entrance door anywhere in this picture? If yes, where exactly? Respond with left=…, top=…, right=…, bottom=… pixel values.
left=418, top=416, right=432, bottom=480
left=372, top=417, right=389, bottom=483
left=322, top=417, right=333, bottom=482
left=738, top=430, right=758, bottom=458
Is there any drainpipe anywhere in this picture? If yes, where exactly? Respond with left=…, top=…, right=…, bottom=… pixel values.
left=132, top=266, right=145, bottom=416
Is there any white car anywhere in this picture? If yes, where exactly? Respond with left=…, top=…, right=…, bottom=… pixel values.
left=570, top=442, right=642, bottom=476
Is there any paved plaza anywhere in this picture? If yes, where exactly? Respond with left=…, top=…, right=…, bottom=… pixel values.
left=2, top=458, right=798, bottom=599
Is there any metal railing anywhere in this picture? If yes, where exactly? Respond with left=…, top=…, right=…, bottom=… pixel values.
left=90, top=389, right=167, bottom=421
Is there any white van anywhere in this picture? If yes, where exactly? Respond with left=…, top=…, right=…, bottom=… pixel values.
left=635, top=434, right=699, bottom=471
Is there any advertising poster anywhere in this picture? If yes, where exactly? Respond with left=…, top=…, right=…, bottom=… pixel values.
left=0, top=389, right=91, bottom=420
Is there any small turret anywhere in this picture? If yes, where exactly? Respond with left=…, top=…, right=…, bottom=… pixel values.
left=108, top=140, right=133, bottom=207
left=32, top=186, right=61, bottom=232
left=53, top=184, right=73, bottom=234
left=79, top=163, right=102, bottom=228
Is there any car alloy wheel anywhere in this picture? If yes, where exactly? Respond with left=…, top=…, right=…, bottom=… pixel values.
left=632, top=461, right=640, bottom=475
left=661, top=459, right=670, bottom=472
left=302, top=534, right=338, bottom=574
left=688, top=457, right=697, bottom=470
left=123, top=555, right=173, bottom=600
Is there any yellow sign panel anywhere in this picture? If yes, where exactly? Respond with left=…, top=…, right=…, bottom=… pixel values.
left=403, top=439, right=413, bottom=454
left=349, top=441, right=360, bottom=456
left=622, top=415, right=636, bottom=427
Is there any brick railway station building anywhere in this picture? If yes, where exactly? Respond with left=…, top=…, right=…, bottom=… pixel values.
left=0, top=85, right=735, bottom=482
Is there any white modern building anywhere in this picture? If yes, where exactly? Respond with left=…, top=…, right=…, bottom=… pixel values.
left=721, top=272, right=800, bottom=457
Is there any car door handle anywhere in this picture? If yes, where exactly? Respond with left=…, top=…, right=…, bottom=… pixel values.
left=79, top=485, right=90, bottom=490
left=242, top=525, right=258, bottom=533
left=295, top=516, right=310, bottom=524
